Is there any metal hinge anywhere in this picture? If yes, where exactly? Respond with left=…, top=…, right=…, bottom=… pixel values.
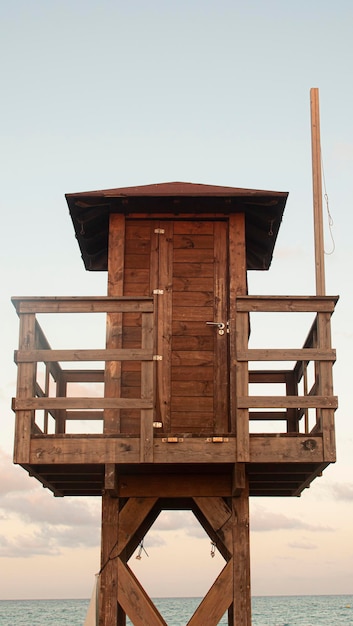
left=153, top=422, right=163, bottom=428
left=153, top=289, right=164, bottom=295
left=206, top=437, right=229, bottom=443
left=153, top=355, right=163, bottom=361
left=162, top=437, right=184, bottom=443
left=154, top=228, right=165, bottom=234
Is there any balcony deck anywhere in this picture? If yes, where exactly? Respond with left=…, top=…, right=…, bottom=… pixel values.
left=12, top=294, right=338, bottom=497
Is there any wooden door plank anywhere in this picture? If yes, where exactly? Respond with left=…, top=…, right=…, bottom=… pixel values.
left=214, top=220, right=229, bottom=432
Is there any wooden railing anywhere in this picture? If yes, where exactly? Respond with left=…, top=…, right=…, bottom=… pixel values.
left=12, top=296, right=155, bottom=462
left=234, top=295, right=338, bottom=462
left=12, top=294, right=338, bottom=465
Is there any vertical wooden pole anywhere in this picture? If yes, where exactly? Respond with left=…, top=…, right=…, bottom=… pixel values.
left=310, top=87, right=326, bottom=296
left=99, top=494, right=119, bottom=626
left=100, top=213, right=125, bottom=626
left=13, top=312, right=36, bottom=463
left=229, top=214, right=249, bottom=460
left=231, top=478, right=251, bottom=626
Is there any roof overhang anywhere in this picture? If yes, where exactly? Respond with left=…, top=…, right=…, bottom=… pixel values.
left=65, top=181, right=288, bottom=271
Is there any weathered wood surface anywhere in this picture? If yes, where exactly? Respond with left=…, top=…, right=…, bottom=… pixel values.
left=187, top=561, right=233, bottom=625
left=15, top=348, right=154, bottom=362
left=12, top=296, right=153, bottom=313
left=26, top=433, right=325, bottom=465
left=117, top=560, right=167, bottom=626
left=99, top=494, right=119, bottom=626
left=13, top=313, right=36, bottom=463
left=236, top=295, right=338, bottom=312
left=236, top=348, right=336, bottom=362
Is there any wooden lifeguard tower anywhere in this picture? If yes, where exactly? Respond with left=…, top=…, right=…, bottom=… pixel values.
left=12, top=92, right=338, bottom=625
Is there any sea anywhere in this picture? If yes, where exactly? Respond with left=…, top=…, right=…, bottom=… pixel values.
left=0, top=595, right=352, bottom=625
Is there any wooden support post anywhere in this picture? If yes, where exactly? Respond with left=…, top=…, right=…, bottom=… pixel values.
left=13, top=313, right=36, bottom=463
left=99, top=493, right=119, bottom=626
left=229, top=213, right=249, bottom=460
left=231, top=476, right=251, bottom=626
left=317, top=312, right=336, bottom=460
left=105, top=213, right=125, bottom=434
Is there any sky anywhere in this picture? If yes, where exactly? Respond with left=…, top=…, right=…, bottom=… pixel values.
left=1, top=0, right=353, bottom=602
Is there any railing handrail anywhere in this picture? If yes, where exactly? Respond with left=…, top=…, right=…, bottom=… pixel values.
left=12, top=295, right=154, bottom=314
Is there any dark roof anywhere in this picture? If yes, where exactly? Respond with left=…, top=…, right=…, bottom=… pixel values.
left=66, top=181, right=288, bottom=271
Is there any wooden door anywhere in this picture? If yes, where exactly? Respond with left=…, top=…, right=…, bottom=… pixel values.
left=119, top=218, right=230, bottom=435
left=157, top=220, right=230, bottom=435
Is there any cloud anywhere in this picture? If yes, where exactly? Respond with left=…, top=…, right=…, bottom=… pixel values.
left=251, top=506, right=334, bottom=532
left=0, top=447, right=101, bottom=557
left=329, top=483, right=353, bottom=501
left=0, top=523, right=100, bottom=558
left=288, top=540, right=317, bottom=550
left=0, top=449, right=36, bottom=496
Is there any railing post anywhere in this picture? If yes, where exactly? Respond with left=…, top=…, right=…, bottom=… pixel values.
left=229, top=214, right=249, bottom=462
left=13, top=313, right=36, bottom=463
left=316, top=311, right=336, bottom=460
left=140, top=311, right=154, bottom=462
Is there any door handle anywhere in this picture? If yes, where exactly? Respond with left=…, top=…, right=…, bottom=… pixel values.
left=206, top=321, right=225, bottom=335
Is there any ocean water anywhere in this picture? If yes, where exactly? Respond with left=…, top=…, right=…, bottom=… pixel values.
left=0, top=595, right=352, bottom=625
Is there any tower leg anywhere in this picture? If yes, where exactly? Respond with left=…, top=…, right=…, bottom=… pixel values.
left=99, top=492, right=120, bottom=626
left=231, top=481, right=251, bottom=625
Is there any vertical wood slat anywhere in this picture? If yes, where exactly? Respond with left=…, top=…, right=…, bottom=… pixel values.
left=140, top=311, right=154, bottom=462
left=303, top=362, right=309, bottom=433
left=105, top=213, right=125, bottom=434
left=13, top=313, right=36, bottom=463
left=229, top=214, right=249, bottom=460
left=55, top=376, right=67, bottom=434
left=214, top=221, right=229, bottom=432
left=44, top=363, right=50, bottom=434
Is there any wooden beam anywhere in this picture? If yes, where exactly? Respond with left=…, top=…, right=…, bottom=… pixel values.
left=187, top=561, right=233, bottom=626
left=13, top=397, right=153, bottom=410
left=12, top=295, right=153, bottom=314
left=99, top=494, right=119, bottom=626
left=236, top=348, right=336, bottom=362
left=193, top=496, right=233, bottom=555
left=118, top=474, right=232, bottom=497
left=117, top=560, right=167, bottom=626
left=232, top=482, right=251, bottom=626
left=118, top=497, right=158, bottom=554
left=15, top=348, right=154, bottom=363
left=236, top=295, right=337, bottom=313
left=238, top=395, right=338, bottom=409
